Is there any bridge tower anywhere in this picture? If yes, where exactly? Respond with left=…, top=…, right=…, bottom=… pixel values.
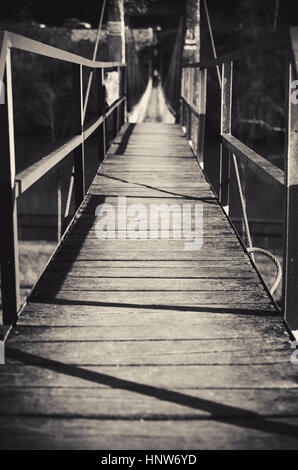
left=107, top=0, right=126, bottom=63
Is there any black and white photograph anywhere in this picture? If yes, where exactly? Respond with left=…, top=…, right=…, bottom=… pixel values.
left=0, top=0, right=298, bottom=454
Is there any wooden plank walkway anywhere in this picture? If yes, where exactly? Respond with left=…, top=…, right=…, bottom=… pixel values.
left=0, top=123, right=297, bottom=450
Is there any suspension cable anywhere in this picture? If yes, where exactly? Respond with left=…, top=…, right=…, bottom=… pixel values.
left=202, top=0, right=282, bottom=295
left=65, top=0, right=107, bottom=220
left=232, top=153, right=282, bottom=295
left=232, top=154, right=253, bottom=252
left=83, top=0, right=107, bottom=122
left=203, top=0, right=221, bottom=88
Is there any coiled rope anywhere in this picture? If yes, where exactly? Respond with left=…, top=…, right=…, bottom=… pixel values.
left=203, top=0, right=283, bottom=296
left=247, top=247, right=282, bottom=295
left=232, top=154, right=282, bottom=295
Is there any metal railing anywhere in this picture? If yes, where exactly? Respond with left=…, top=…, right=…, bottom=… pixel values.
left=180, top=28, right=298, bottom=331
left=0, top=31, right=127, bottom=327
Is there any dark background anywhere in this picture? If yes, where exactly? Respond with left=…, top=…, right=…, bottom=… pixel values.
left=0, top=0, right=106, bottom=26
left=0, top=0, right=298, bottom=28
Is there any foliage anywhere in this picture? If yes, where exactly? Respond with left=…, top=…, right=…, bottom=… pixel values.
left=202, top=0, right=296, bottom=155
left=0, top=23, right=99, bottom=142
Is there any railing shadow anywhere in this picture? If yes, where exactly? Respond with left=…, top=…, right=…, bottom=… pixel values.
left=99, top=173, right=217, bottom=202
left=111, top=123, right=136, bottom=155
left=29, top=298, right=277, bottom=317
left=5, top=347, right=298, bottom=440
left=28, top=195, right=108, bottom=303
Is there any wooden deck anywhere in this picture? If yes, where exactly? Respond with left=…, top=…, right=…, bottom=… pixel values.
left=0, top=123, right=297, bottom=450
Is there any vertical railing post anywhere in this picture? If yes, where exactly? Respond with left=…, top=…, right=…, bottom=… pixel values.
left=56, top=170, right=62, bottom=241
left=123, top=66, right=128, bottom=124
left=197, top=67, right=207, bottom=169
left=187, top=107, right=192, bottom=141
left=113, top=106, right=118, bottom=140
left=116, top=66, right=121, bottom=133
left=219, top=61, right=233, bottom=213
left=185, top=69, right=189, bottom=134
left=72, top=64, right=85, bottom=208
left=180, top=70, right=184, bottom=128
left=283, top=58, right=298, bottom=330
left=181, top=99, right=185, bottom=128
left=119, top=66, right=125, bottom=127
left=97, top=68, right=106, bottom=163
left=182, top=70, right=187, bottom=130
left=187, top=68, right=191, bottom=102
left=0, top=48, right=20, bottom=326
left=187, top=69, right=192, bottom=141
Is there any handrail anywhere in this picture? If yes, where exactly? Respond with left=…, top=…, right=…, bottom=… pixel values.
left=15, top=134, right=82, bottom=198
left=180, top=26, right=298, bottom=331
left=180, top=96, right=201, bottom=120
left=0, top=30, right=127, bottom=327
left=0, top=31, right=123, bottom=82
left=15, top=96, right=126, bottom=198
left=222, top=134, right=284, bottom=188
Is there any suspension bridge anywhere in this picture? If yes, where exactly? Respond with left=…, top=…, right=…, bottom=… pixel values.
left=0, top=0, right=298, bottom=450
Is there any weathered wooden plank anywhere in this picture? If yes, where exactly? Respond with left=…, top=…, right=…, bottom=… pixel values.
left=108, top=146, right=194, bottom=157
left=30, top=291, right=272, bottom=308
left=46, top=258, right=251, bottom=267
left=7, top=344, right=289, bottom=367
left=73, top=215, right=229, bottom=225
left=51, top=251, right=251, bottom=261
left=102, top=159, right=199, bottom=165
left=88, top=187, right=213, bottom=197
left=80, top=197, right=219, bottom=208
left=120, top=142, right=190, bottom=148
left=72, top=216, right=228, bottom=227
left=58, top=238, right=244, bottom=251
left=43, top=266, right=256, bottom=278
left=64, top=235, right=237, bottom=243
left=58, top=248, right=245, bottom=258
left=1, top=416, right=298, bottom=450
left=1, top=388, right=297, bottom=421
left=120, top=135, right=186, bottom=141
left=101, top=163, right=200, bottom=171
left=101, top=164, right=200, bottom=172
left=94, top=175, right=206, bottom=186
left=122, top=123, right=182, bottom=133
left=104, top=156, right=196, bottom=163
left=10, top=326, right=290, bottom=348
left=16, top=304, right=281, bottom=327
left=67, top=224, right=234, bottom=233
left=35, top=277, right=262, bottom=293
left=68, top=228, right=235, bottom=238
left=0, top=363, right=295, bottom=390
left=59, top=240, right=242, bottom=251
left=75, top=207, right=223, bottom=216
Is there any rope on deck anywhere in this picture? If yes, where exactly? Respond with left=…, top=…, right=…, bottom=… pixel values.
left=232, top=153, right=282, bottom=295
left=247, top=247, right=282, bottom=295
left=203, top=0, right=282, bottom=296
